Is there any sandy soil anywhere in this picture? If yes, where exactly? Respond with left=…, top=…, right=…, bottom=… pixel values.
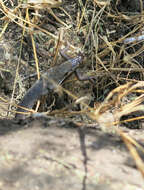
left=0, top=117, right=143, bottom=190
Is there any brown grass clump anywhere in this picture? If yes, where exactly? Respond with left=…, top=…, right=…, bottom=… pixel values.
left=0, top=0, right=144, bottom=181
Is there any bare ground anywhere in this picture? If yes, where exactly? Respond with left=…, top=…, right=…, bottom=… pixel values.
left=0, top=117, right=143, bottom=190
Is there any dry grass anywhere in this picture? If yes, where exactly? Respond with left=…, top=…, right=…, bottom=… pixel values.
left=0, top=0, right=144, bottom=181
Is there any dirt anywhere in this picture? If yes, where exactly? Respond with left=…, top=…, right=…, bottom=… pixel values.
left=0, top=117, right=143, bottom=190
left=0, top=0, right=144, bottom=189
